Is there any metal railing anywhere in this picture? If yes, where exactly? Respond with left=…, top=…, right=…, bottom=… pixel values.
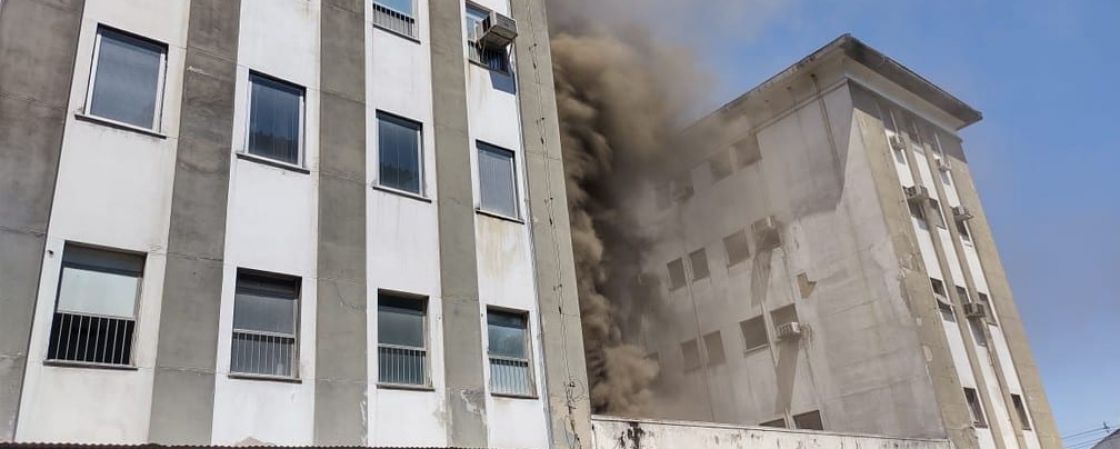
left=468, top=42, right=509, bottom=73
left=373, top=2, right=417, bottom=39
left=378, top=344, right=428, bottom=386
left=230, top=331, right=296, bottom=378
left=48, top=312, right=135, bottom=366
left=489, top=356, right=532, bottom=396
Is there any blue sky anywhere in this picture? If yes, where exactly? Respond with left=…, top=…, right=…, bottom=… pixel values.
left=676, top=0, right=1119, bottom=443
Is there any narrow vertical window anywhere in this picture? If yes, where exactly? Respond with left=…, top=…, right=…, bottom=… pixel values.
left=372, top=0, right=418, bottom=39
left=477, top=142, right=519, bottom=219
left=1011, top=394, right=1032, bottom=430
left=689, top=248, right=710, bottom=281
left=378, top=293, right=429, bottom=387
left=488, top=310, right=534, bottom=396
left=48, top=244, right=144, bottom=366
left=709, top=150, right=733, bottom=181
left=230, top=271, right=300, bottom=378
left=957, top=219, right=973, bottom=243
left=247, top=73, right=305, bottom=166
left=929, top=198, right=948, bottom=229
left=465, top=3, right=509, bottom=72
left=680, top=339, right=701, bottom=372
left=666, top=258, right=686, bottom=291
left=377, top=112, right=423, bottom=195
left=86, top=27, right=167, bottom=130
left=964, top=387, right=988, bottom=428
left=703, top=331, right=725, bottom=366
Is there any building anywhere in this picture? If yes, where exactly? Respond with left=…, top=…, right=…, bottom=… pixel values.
left=630, top=35, right=1061, bottom=449
left=0, top=0, right=593, bottom=447
left=1091, top=429, right=1120, bottom=449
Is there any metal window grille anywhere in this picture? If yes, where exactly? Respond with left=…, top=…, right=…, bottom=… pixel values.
left=378, top=344, right=428, bottom=386
left=230, top=272, right=299, bottom=379
left=489, top=355, right=532, bottom=396
left=468, top=42, right=509, bottom=72
left=230, top=331, right=296, bottom=377
left=48, top=312, right=136, bottom=366
left=373, top=2, right=418, bottom=39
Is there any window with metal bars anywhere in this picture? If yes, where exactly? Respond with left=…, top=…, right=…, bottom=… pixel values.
left=372, top=0, right=418, bottom=39
left=487, top=309, right=534, bottom=397
left=230, top=271, right=300, bottom=379
left=378, top=293, right=429, bottom=387
left=47, top=244, right=145, bottom=367
left=465, top=3, right=510, bottom=72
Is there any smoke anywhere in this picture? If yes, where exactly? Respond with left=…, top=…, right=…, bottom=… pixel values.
left=546, top=1, right=719, bottom=416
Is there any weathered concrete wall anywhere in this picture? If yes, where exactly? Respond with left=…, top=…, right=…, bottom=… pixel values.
left=590, top=416, right=954, bottom=449
left=510, top=0, right=595, bottom=448
left=147, top=0, right=241, bottom=444
left=428, top=0, right=488, bottom=447
left=0, top=0, right=86, bottom=440
left=314, top=0, right=368, bottom=445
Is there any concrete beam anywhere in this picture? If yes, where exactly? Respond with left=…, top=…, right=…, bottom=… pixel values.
left=0, top=0, right=86, bottom=440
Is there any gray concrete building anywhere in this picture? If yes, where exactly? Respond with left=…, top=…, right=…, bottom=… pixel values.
left=629, top=35, right=1061, bottom=449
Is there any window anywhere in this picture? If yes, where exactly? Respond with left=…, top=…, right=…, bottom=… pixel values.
left=929, top=198, right=948, bottom=229
left=964, top=387, right=987, bottom=428
left=969, top=319, right=988, bottom=347
left=957, top=219, right=973, bottom=243
left=978, top=293, right=997, bottom=325
left=667, top=258, right=686, bottom=291
left=247, top=73, right=304, bottom=166
left=793, top=410, right=824, bottom=430
left=709, top=150, right=733, bottom=181
left=909, top=200, right=928, bottom=228
left=1011, top=394, right=1032, bottom=430
left=47, top=245, right=144, bottom=366
left=86, top=27, right=167, bottom=130
left=760, top=418, right=787, bottom=428
left=477, top=142, right=519, bottom=219
left=465, top=4, right=509, bottom=72
left=372, top=0, right=418, bottom=39
left=956, top=286, right=971, bottom=303
left=723, top=230, right=750, bottom=266
left=680, top=339, right=701, bottom=372
left=689, top=248, right=710, bottom=281
left=734, top=134, right=761, bottom=168
left=703, top=331, right=725, bottom=366
left=378, top=293, right=429, bottom=386
left=772, top=304, right=798, bottom=329
left=740, top=316, right=768, bottom=352
left=931, top=279, right=950, bottom=307
left=377, top=112, right=424, bottom=195
left=488, top=310, right=534, bottom=396
left=230, top=271, right=300, bottom=378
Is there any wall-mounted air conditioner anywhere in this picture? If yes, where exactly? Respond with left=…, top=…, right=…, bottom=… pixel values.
left=752, top=216, right=781, bottom=249
left=952, top=206, right=974, bottom=222
left=936, top=158, right=952, bottom=172
left=904, top=185, right=930, bottom=202
left=476, top=11, right=517, bottom=48
left=889, top=135, right=905, bottom=152
left=963, top=302, right=988, bottom=319
left=776, top=322, right=802, bottom=340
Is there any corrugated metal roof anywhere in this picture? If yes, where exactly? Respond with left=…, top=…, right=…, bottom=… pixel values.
left=0, top=444, right=523, bottom=449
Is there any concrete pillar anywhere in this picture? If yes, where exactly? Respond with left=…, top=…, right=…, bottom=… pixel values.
left=0, top=0, right=86, bottom=440
left=427, top=0, right=489, bottom=446
left=147, top=0, right=241, bottom=443
left=509, top=1, right=596, bottom=446
left=313, top=0, right=369, bottom=445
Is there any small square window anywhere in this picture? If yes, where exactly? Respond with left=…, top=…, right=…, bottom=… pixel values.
left=48, top=244, right=145, bottom=367
left=667, top=258, right=686, bottom=291
left=247, top=73, right=305, bottom=166
left=709, top=150, right=733, bottom=181
left=734, top=134, right=761, bottom=168
left=230, top=271, right=300, bottom=378
left=771, top=304, right=798, bottom=329
left=793, top=410, right=824, bottom=430
left=488, top=309, right=535, bottom=396
left=964, top=387, right=987, bottom=428
left=86, top=27, right=167, bottom=130
left=378, top=293, right=429, bottom=386
left=377, top=112, right=424, bottom=195
left=703, top=331, right=725, bottom=366
left=680, top=339, right=701, bottom=372
left=477, top=142, right=519, bottom=219
left=740, top=316, right=768, bottom=352
left=723, top=230, right=750, bottom=266
left=689, top=248, right=710, bottom=281
left=1011, top=394, right=1032, bottom=430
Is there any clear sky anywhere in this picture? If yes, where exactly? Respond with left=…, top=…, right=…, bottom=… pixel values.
left=672, top=0, right=1118, bottom=444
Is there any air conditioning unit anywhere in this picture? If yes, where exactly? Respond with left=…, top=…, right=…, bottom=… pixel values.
left=963, top=302, right=988, bottom=319
left=904, top=185, right=930, bottom=202
left=776, top=322, right=802, bottom=340
left=888, top=135, right=905, bottom=152
left=476, top=11, right=517, bottom=48
left=936, top=158, right=952, bottom=172
left=752, top=216, right=781, bottom=249
left=952, top=206, right=974, bottom=222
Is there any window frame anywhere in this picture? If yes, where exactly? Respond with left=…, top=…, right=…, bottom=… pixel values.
left=476, top=141, right=521, bottom=221
left=689, top=248, right=710, bottom=281
left=680, top=339, right=702, bottom=372
left=666, top=258, right=687, bottom=291
left=375, top=110, right=426, bottom=198
left=740, top=315, right=768, bottom=353
left=46, top=243, right=145, bottom=369
left=464, top=2, right=511, bottom=73
left=703, top=331, right=726, bottom=366
left=376, top=290, right=431, bottom=389
left=84, top=25, right=169, bottom=132
left=229, top=269, right=302, bottom=381
left=372, top=0, right=420, bottom=41
left=242, top=71, right=307, bottom=169
left=486, top=308, right=537, bottom=398
left=723, top=230, right=751, bottom=267
left=1010, top=394, right=1032, bottom=430
left=964, top=387, right=988, bottom=428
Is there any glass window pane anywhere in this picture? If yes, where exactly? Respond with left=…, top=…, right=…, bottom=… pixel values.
left=248, top=74, right=303, bottom=165
left=89, top=30, right=164, bottom=128
left=378, top=114, right=422, bottom=194
left=377, top=0, right=413, bottom=15
left=57, top=266, right=140, bottom=318
left=488, top=311, right=527, bottom=359
left=465, top=6, right=488, bottom=41
left=233, top=275, right=298, bottom=335
left=378, top=297, right=425, bottom=348
left=478, top=143, right=517, bottom=218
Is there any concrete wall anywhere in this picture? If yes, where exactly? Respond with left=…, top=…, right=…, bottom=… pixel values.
left=590, top=416, right=953, bottom=449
